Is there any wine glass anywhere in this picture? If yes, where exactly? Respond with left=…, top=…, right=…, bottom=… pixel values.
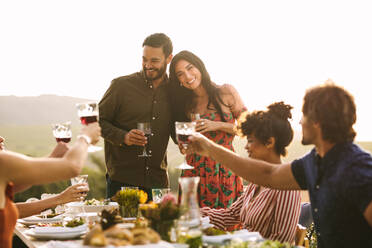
left=190, top=113, right=201, bottom=121
left=137, top=122, right=151, bottom=157
left=76, top=102, right=102, bottom=152
left=70, top=175, right=89, bottom=221
left=175, top=121, right=196, bottom=169
left=152, top=188, right=171, bottom=204
left=52, top=121, right=72, bottom=143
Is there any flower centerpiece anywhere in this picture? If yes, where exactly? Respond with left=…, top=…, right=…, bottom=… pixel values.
left=140, top=193, right=181, bottom=241
left=112, top=188, right=147, bottom=218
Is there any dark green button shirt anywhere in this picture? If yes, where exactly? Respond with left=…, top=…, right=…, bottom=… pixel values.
left=99, top=71, right=173, bottom=188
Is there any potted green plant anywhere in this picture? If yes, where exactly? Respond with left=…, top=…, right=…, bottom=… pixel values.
left=112, top=188, right=147, bottom=218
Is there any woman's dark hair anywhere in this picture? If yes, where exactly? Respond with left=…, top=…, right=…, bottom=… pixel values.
left=168, top=50, right=227, bottom=122
left=302, top=83, right=356, bottom=143
left=237, top=101, right=294, bottom=156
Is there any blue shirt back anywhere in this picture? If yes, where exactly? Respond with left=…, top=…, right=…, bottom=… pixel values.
left=291, top=142, right=372, bottom=248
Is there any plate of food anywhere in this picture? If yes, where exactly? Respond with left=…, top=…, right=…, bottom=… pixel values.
left=66, top=199, right=119, bottom=213
left=25, top=219, right=87, bottom=240
left=202, top=229, right=262, bottom=244
left=18, top=214, right=63, bottom=225
left=83, top=224, right=174, bottom=247
left=25, top=229, right=86, bottom=240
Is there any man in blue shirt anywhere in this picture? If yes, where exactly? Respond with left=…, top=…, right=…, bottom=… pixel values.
left=186, top=82, right=372, bottom=247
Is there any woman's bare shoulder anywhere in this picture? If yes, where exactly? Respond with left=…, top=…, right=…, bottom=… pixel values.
left=218, top=84, right=241, bottom=105
left=219, top=84, right=237, bottom=94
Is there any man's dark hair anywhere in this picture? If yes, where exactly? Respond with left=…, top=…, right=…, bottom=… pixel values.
left=302, top=83, right=356, bottom=143
left=237, top=102, right=294, bottom=156
left=169, top=50, right=228, bottom=122
left=142, top=33, right=173, bottom=58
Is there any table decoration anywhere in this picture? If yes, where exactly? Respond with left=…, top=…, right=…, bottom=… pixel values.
left=140, top=193, right=181, bottom=242
left=112, top=188, right=147, bottom=218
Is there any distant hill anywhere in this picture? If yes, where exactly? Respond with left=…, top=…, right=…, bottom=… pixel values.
left=1, top=94, right=371, bottom=170
left=0, top=95, right=95, bottom=125
left=1, top=95, right=372, bottom=201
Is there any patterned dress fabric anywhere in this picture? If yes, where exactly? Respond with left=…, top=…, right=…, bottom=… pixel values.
left=181, top=111, right=243, bottom=208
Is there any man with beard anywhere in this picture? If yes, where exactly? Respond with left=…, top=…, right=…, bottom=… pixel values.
left=185, top=82, right=372, bottom=247
left=99, top=33, right=174, bottom=200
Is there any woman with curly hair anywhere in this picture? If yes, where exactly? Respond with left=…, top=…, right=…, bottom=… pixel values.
left=169, top=50, right=245, bottom=208
left=200, top=102, right=301, bottom=243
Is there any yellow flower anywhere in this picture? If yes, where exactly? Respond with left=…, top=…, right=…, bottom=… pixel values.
left=138, top=190, right=148, bottom=204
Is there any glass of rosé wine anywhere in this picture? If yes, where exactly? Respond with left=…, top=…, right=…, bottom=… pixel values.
left=52, top=121, right=72, bottom=143
left=76, top=102, right=102, bottom=152
left=175, top=121, right=196, bottom=170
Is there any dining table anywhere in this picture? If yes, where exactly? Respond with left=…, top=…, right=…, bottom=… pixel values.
left=14, top=222, right=178, bottom=248
left=15, top=223, right=84, bottom=248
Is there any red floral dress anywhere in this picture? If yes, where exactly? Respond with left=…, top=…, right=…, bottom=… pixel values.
left=181, top=112, right=243, bottom=209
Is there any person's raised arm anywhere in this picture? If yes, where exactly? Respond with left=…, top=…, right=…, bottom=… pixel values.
left=13, top=142, right=70, bottom=193
left=187, top=133, right=301, bottom=190
left=16, top=183, right=88, bottom=218
left=0, top=123, right=100, bottom=186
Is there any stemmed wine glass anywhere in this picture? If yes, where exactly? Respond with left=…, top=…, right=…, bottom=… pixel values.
left=52, top=121, right=72, bottom=143
left=71, top=175, right=89, bottom=196
left=70, top=175, right=89, bottom=220
left=175, top=121, right=196, bottom=169
left=137, top=122, right=151, bottom=157
left=76, top=102, right=102, bottom=152
left=190, top=113, right=201, bottom=121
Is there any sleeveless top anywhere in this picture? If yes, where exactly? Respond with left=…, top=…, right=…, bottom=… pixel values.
left=0, top=182, right=19, bottom=248
left=182, top=112, right=243, bottom=209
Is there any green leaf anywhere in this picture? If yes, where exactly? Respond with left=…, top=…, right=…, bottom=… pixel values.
left=227, top=198, right=234, bottom=208
left=210, top=132, right=217, bottom=138
left=221, top=185, right=233, bottom=197
left=213, top=164, right=220, bottom=176
left=206, top=184, right=218, bottom=194
left=213, top=196, right=219, bottom=208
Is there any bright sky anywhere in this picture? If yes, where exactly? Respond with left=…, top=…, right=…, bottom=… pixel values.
left=1, top=0, right=371, bottom=140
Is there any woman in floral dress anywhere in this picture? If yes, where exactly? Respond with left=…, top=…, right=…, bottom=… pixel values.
left=169, top=50, right=246, bottom=208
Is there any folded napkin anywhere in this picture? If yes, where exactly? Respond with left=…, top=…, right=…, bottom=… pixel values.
left=202, top=230, right=262, bottom=244
left=33, top=224, right=87, bottom=234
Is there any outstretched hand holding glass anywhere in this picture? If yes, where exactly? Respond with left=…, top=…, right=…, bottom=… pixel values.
left=175, top=121, right=196, bottom=169
left=52, top=121, right=72, bottom=143
left=76, top=102, right=102, bottom=152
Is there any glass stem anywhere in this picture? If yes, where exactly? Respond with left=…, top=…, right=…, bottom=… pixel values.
left=143, top=145, right=147, bottom=155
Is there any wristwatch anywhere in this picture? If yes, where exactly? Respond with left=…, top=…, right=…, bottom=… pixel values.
left=77, top=134, right=92, bottom=145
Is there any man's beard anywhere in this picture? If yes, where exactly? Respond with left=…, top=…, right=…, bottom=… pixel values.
left=143, top=62, right=167, bottom=81
left=301, top=137, right=311, bottom=145
left=301, top=129, right=314, bottom=145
